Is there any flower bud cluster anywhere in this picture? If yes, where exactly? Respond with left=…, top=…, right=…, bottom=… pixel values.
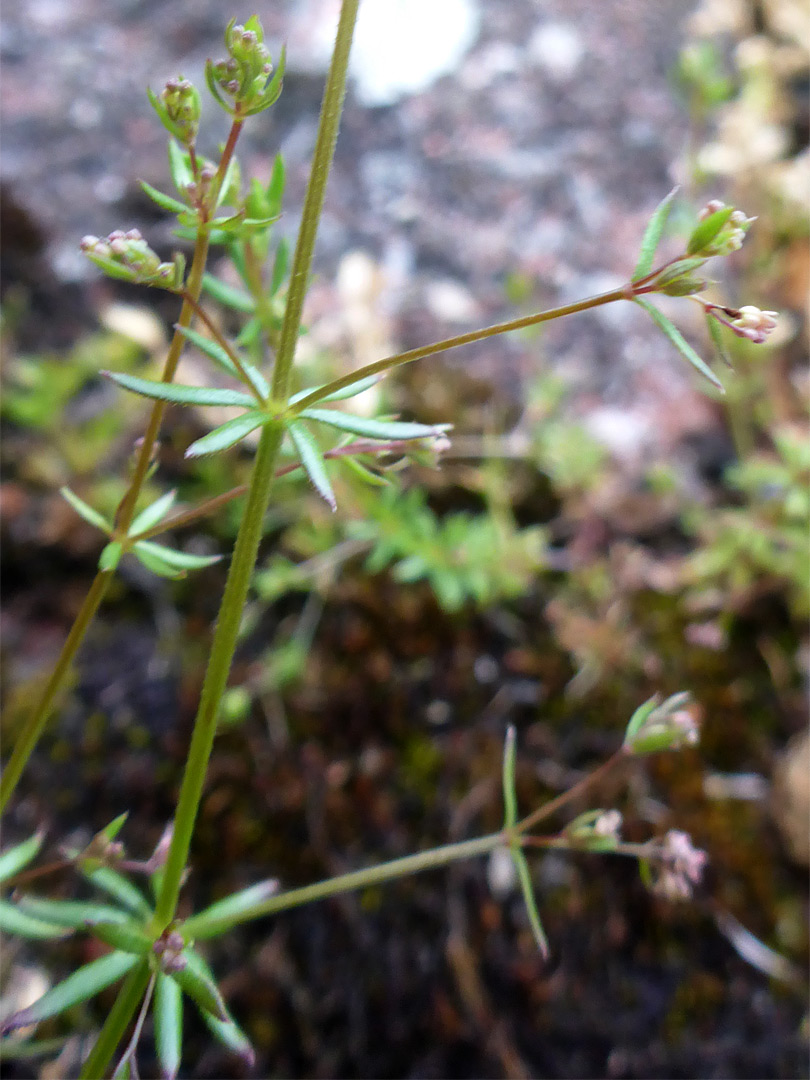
left=649, top=830, right=708, bottom=901
left=208, top=17, right=283, bottom=116
left=704, top=302, right=779, bottom=345
left=624, top=692, right=700, bottom=756
left=152, top=929, right=186, bottom=974
left=694, top=200, right=756, bottom=256
left=80, top=230, right=177, bottom=288
left=160, top=76, right=201, bottom=146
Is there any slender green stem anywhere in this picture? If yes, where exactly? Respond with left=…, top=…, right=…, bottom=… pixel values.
left=152, top=0, right=361, bottom=933
left=289, top=286, right=631, bottom=413
left=0, top=571, right=112, bottom=812
left=271, top=0, right=360, bottom=402
left=152, top=423, right=284, bottom=929
left=78, top=960, right=151, bottom=1080
left=183, top=833, right=505, bottom=939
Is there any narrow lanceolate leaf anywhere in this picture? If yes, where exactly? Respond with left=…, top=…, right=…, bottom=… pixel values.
left=0, top=832, right=44, bottom=883
left=60, top=488, right=111, bottom=534
left=139, top=181, right=188, bottom=216
left=623, top=695, right=660, bottom=745
left=187, top=952, right=255, bottom=1066
left=0, top=899, right=71, bottom=940
left=633, top=186, right=679, bottom=280
left=175, top=324, right=269, bottom=399
left=201, top=273, right=256, bottom=313
left=17, top=897, right=132, bottom=930
left=128, top=490, right=177, bottom=538
left=290, top=373, right=382, bottom=406
left=104, top=371, right=256, bottom=408
left=270, top=237, right=290, bottom=296
left=202, top=1010, right=256, bottom=1069
left=265, top=153, right=285, bottom=218
left=511, top=848, right=549, bottom=959
left=182, top=879, right=279, bottom=940
left=154, top=974, right=183, bottom=1080
left=634, top=298, right=724, bottom=392
left=502, top=726, right=518, bottom=829
left=79, top=865, right=152, bottom=917
left=169, top=952, right=228, bottom=1022
left=133, top=540, right=221, bottom=580
left=299, top=408, right=449, bottom=442
left=0, top=951, right=137, bottom=1035
left=287, top=422, right=337, bottom=511
left=342, top=455, right=390, bottom=487
left=0, top=1036, right=70, bottom=1061
left=184, top=411, right=269, bottom=458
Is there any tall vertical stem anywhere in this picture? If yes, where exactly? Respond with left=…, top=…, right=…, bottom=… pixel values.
left=153, top=0, right=361, bottom=931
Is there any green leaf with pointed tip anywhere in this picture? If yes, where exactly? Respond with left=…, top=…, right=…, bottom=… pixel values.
left=0, top=951, right=137, bottom=1036
left=185, top=951, right=255, bottom=1066
left=687, top=205, right=734, bottom=255
left=634, top=298, right=724, bottom=392
left=290, top=373, right=382, bottom=406
left=146, top=87, right=186, bottom=145
left=128, top=490, right=177, bottom=538
left=60, top=488, right=111, bottom=534
left=300, top=409, right=448, bottom=442
left=205, top=59, right=232, bottom=116
left=287, top=422, right=337, bottom=511
left=214, top=154, right=241, bottom=212
left=235, top=317, right=263, bottom=349
left=99, top=541, right=123, bottom=572
left=623, top=695, right=660, bottom=747
left=139, top=180, right=189, bottom=216
left=502, top=726, right=518, bottom=829
left=175, top=324, right=268, bottom=399
left=633, top=187, right=679, bottom=280
left=511, top=847, right=549, bottom=958
left=182, top=880, right=279, bottom=940
left=155, top=974, right=183, bottom=1080
left=132, top=540, right=221, bottom=580
left=79, top=866, right=152, bottom=917
left=100, top=812, right=129, bottom=843
left=184, top=411, right=269, bottom=458
left=246, top=47, right=285, bottom=115
left=0, top=833, right=44, bottom=883
left=17, top=897, right=133, bottom=930
left=105, top=371, right=256, bottom=408
left=86, top=921, right=152, bottom=956
left=201, top=273, right=255, bottom=313
left=170, top=952, right=228, bottom=1022
left=167, top=140, right=194, bottom=195
left=0, top=899, right=71, bottom=940
left=134, top=541, right=221, bottom=571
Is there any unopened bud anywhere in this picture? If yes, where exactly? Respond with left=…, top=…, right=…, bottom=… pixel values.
left=624, top=692, right=700, bottom=755
left=706, top=303, right=779, bottom=345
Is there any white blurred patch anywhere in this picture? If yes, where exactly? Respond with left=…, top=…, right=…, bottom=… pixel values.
left=306, top=0, right=481, bottom=106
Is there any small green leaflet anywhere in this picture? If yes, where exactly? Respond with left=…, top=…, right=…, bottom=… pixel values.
left=184, top=411, right=269, bottom=458
left=287, top=421, right=336, bottom=510
left=633, top=187, right=679, bottom=281
left=634, top=298, right=724, bottom=392
left=133, top=540, right=221, bottom=579
left=290, top=373, right=382, bottom=406
left=128, top=490, right=177, bottom=537
left=104, top=370, right=256, bottom=408
left=201, top=273, right=255, bottom=313
left=299, top=408, right=449, bottom=442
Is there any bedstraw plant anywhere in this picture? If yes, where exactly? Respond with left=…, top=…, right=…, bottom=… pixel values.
left=0, top=7, right=779, bottom=1076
